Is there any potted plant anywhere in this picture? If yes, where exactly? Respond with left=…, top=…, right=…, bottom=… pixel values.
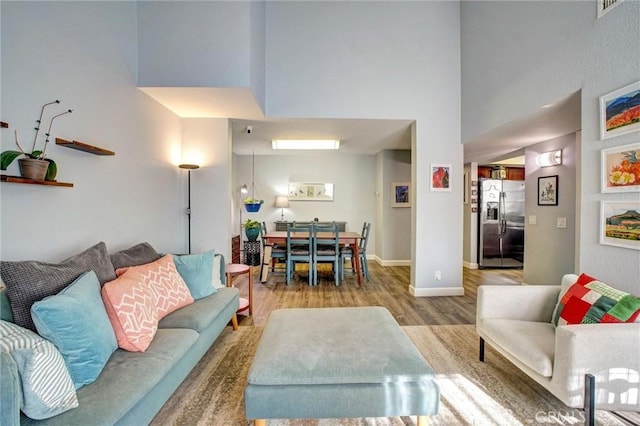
left=244, top=197, right=264, bottom=213
left=0, top=100, right=72, bottom=181
left=242, top=219, right=261, bottom=241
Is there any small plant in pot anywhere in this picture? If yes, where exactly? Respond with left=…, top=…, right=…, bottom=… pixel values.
left=243, top=197, right=264, bottom=213
left=242, top=219, right=261, bottom=241
left=0, top=100, right=72, bottom=181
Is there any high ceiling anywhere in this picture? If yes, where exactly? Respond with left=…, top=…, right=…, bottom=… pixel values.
left=140, top=87, right=581, bottom=162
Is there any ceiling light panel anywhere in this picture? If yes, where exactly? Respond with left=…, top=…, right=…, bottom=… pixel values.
left=271, top=140, right=340, bottom=150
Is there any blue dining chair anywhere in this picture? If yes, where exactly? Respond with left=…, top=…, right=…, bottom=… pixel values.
left=313, top=221, right=340, bottom=286
left=340, top=221, right=371, bottom=281
left=260, top=221, right=286, bottom=279
left=286, top=223, right=313, bottom=286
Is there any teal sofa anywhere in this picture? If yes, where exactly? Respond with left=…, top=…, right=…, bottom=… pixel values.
left=0, top=258, right=239, bottom=426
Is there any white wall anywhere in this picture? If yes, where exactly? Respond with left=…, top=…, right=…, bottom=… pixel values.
left=265, top=1, right=463, bottom=294
left=1, top=1, right=185, bottom=261
left=233, top=153, right=377, bottom=256
left=137, top=1, right=250, bottom=87
left=523, top=133, right=577, bottom=285
left=181, top=118, right=232, bottom=258
left=461, top=1, right=640, bottom=293
left=377, top=150, right=411, bottom=263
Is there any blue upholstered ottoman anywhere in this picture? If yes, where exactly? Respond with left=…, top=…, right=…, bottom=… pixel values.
left=244, top=307, right=439, bottom=425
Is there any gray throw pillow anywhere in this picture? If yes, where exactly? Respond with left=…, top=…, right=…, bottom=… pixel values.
left=0, top=242, right=116, bottom=331
left=110, top=242, right=161, bottom=270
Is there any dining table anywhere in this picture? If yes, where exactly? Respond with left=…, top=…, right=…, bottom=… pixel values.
left=260, top=231, right=363, bottom=286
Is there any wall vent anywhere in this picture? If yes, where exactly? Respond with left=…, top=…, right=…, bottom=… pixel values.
left=598, top=0, right=623, bottom=18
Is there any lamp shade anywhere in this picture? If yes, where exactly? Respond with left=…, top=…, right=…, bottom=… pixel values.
left=537, top=150, right=562, bottom=167
left=275, top=195, right=289, bottom=208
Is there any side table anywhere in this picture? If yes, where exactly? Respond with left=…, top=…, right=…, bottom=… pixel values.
left=226, top=263, right=253, bottom=316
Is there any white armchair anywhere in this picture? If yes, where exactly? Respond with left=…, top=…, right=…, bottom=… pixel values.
left=476, top=274, right=640, bottom=424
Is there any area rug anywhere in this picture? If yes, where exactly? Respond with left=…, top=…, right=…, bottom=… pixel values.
left=150, top=325, right=626, bottom=426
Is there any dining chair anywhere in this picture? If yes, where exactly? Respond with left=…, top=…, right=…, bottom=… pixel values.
left=286, top=223, right=313, bottom=286
left=313, top=221, right=340, bottom=285
left=340, top=221, right=371, bottom=281
left=259, top=221, right=286, bottom=279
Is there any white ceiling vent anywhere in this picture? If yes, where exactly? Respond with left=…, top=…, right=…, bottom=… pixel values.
left=598, top=0, right=623, bottom=18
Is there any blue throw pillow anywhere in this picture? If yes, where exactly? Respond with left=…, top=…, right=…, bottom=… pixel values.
left=172, top=250, right=216, bottom=299
left=31, top=270, right=118, bottom=389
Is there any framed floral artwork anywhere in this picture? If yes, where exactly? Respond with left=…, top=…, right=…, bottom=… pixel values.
left=430, top=164, right=451, bottom=192
left=599, top=80, right=640, bottom=140
left=538, top=175, right=558, bottom=206
left=601, top=142, right=640, bottom=193
left=600, top=201, right=640, bottom=250
left=391, top=182, right=410, bottom=207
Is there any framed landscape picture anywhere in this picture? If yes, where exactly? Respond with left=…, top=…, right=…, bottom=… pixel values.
left=538, top=175, right=558, bottom=206
left=601, top=142, right=640, bottom=193
left=599, top=80, right=640, bottom=140
left=430, top=164, right=451, bottom=192
left=600, top=201, right=640, bottom=250
left=391, top=182, right=410, bottom=207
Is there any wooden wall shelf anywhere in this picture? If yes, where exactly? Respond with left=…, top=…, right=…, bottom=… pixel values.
left=1, top=175, right=73, bottom=187
left=56, top=138, right=115, bottom=156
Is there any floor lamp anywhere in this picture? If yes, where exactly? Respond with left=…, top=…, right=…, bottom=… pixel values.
left=179, top=163, right=200, bottom=253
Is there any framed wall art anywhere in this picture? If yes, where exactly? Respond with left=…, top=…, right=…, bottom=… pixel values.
left=391, top=182, right=410, bottom=207
left=599, top=80, right=640, bottom=140
left=600, top=201, right=640, bottom=250
left=430, top=164, right=451, bottom=192
left=538, top=175, right=558, bottom=206
left=288, top=182, right=334, bottom=201
left=463, top=171, right=469, bottom=204
left=601, top=142, right=640, bottom=193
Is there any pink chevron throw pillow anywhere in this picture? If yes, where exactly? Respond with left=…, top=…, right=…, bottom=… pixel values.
left=102, top=272, right=158, bottom=352
left=102, top=255, right=194, bottom=352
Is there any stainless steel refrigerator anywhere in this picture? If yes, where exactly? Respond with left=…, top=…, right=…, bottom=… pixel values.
left=478, top=179, right=525, bottom=268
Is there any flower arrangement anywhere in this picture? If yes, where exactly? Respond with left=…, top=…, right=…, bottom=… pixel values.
left=0, top=100, right=72, bottom=181
left=609, top=149, right=640, bottom=187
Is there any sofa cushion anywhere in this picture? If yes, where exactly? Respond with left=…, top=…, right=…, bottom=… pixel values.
left=31, top=271, right=117, bottom=389
left=172, top=250, right=216, bottom=299
left=110, top=242, right=161, bottom=270
left=480, top=318, right=555, bottom=377
left=0, top=320, right=78, bottom=419
left=20, top=328, right=199, bottom=426
left=212, top=254, right=225, bottom=289
left=102, top=269, right=159, bottom=352
left=0, top=283, right=13, bottom=322
left=0, top=242, right=116, bottom=331
left=117, top=255, right=194, bottom=319
left=553, top=274, right=640, bottom=326
left=158, top=287, right=238, bottom=332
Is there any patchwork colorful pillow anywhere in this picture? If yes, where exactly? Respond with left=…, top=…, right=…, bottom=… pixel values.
left=0, top=320, right=78, bottom=419
left=553, top=274, right=640, bottom=326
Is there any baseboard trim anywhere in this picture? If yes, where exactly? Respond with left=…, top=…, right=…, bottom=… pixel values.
left=463, top=261, right=479, bottom=270
left=373, top=256, right=411, bottom=267
left=410, top=286, right=465, bottom=297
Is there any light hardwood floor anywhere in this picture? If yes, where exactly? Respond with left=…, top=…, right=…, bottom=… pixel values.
left=231, top=261, right=524, bottom=327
